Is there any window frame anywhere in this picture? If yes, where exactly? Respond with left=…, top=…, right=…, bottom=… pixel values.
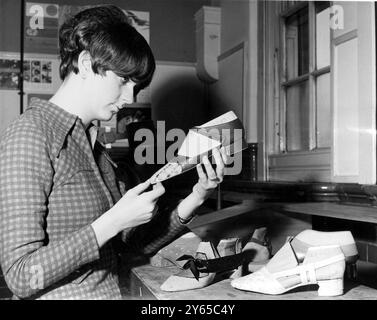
left=279, top=1, right=331, bottom=153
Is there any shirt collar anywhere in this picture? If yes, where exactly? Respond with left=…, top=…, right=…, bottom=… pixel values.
left=87, top=122, right=99, bottom=149
left=28, top=98, right=98, bottom=156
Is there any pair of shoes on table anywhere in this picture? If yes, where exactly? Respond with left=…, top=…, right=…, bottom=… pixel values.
left=160, top=227, right=271, bottom=292
left=230, top=230, right=358, bottom=297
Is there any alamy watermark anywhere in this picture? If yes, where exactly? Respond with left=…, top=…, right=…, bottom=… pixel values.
left=131, top=123, right=244, bottom=176
left=28, top=4, right=345, bottom=31
left=330, top=5, right=344, bottom=30
left=28, top=5, right=46, bottom=30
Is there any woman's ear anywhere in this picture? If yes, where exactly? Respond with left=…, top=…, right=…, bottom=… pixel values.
left=77, top=51, right=93, bottom=79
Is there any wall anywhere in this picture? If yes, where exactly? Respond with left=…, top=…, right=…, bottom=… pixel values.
left=207, top=0, right=259, bottom=143
left=220, top=0, right=250, bottom=54
left=0, top=0, right=211, bottom=62
left=206, top=0, right=312, bottom=240
left=0, top=0, right=208, bottom=133
left=331, top=1, right=376, bottom=184
left=151, top=61, right=206, bottom=133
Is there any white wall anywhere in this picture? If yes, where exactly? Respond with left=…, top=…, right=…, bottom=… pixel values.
left=209, top=0, right=259, bottom=143
left=151, top=61, right=206, bottom=133
left=0, top=91, right=24, bottom=136
left=331, top=1, right=376, bottom=184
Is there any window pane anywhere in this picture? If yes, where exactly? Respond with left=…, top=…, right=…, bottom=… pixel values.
left=286, top=7, right=309, bottom=79
left=316, top=3, right=331, bottom=69
left=316, top=73, right=331, bottom=148
left=286, top=81, right=309, bottom=151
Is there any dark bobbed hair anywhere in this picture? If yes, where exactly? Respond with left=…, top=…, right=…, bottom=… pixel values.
left=58, top=5, right=155, bottom=91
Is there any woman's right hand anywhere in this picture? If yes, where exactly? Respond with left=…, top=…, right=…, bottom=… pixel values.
left=91, top=180, right=165, bottom=247
left=112, top=180, right=165, bottom=231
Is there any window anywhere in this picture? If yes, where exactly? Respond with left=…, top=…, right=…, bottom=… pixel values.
left=281, top=1, right=331, bottom=152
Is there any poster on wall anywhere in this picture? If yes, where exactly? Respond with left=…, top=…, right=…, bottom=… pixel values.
left=0, top=52, right=60, bottom=93
left=24, top=58, right=55, bottom=92
left=23, top=3, right=151, bottom=100
left=122, top=10, right=150, bottom=44
left=24, top=2, right=150, bottom=52
left=58, top=6, right=150, bottom=43
left=25, top=2, right=60, bottom=54
left=117, top=104, right=152, bottom=136
left=0, top=58, right=53, bottom=91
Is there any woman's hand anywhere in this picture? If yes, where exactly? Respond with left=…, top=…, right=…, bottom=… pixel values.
left=112, top=180, right=165, bottom=230
left=193, top=147, right=228, bottom=202
left=91, top=180, right=165, bottom=247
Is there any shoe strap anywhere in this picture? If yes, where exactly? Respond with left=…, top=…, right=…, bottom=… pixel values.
left=271, top=253, right=345, bottom=284
left=177, top=252, right=245, bottom=279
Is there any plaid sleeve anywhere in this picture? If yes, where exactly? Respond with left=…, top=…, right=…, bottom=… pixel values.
left=120, top=199, right=192, bottom=256
left=0, top=119, right=100, bottom=299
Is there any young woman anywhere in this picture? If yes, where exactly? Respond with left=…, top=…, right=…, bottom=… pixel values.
left=0, top=5, right=226, bottom=299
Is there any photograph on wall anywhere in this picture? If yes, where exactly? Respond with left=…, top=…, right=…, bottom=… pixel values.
left=24, top=58, right=54, bottom=91
left=23, top=60, right=31, bottom=82
left=0, top=59, right=20, bottom=90
left=31, top=60, right=41, bottom=83
left=41, top=61, right=52, bottom=83
left=116, top=105, right=152, bottom=137
left=123, top=10, right=150, bottom=44
left=0, top=52, right=56, bottom=92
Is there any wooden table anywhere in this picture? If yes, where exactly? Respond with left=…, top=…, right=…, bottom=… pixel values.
left=121, top=189, right=377, bottom=300
left=128, top=261, right=377, bottom=300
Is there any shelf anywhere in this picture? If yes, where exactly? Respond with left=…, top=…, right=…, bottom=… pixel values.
left=269, top=202, right=377, bottom=224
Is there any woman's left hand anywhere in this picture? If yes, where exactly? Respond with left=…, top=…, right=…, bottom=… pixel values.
left=193, top=147, right=228, bottom=201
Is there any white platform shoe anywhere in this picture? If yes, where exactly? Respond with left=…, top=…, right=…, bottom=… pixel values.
left=231, top=241, right=346, bottom=297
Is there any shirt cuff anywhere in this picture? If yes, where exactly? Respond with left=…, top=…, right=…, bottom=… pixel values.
left=75, top=225, right=101, bottom=265
left=174, top=206, right=196, bottom=225
left=177, top=214, right=195, bottom=225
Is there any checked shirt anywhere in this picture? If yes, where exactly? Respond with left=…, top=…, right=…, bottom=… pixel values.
left=0, top=98, right=188, bottom=299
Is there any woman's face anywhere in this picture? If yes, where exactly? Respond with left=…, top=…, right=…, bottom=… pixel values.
left=86, top=70, right=136, bottom=121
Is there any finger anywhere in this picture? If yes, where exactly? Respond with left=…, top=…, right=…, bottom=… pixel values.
left=202, top=155, right=217, bottom=180
left=212, top=148, right=225, bottom=180
left=152, top=204, right=159, bottom=216
left=145, top=182, right=165, bottom=200
left=196, top=163, right=207, bottom=182
left=129, top=179, right=151, bottom=195
left=213, top=148, right=225, bottom=171
left=220, top=147, right=230, bottom=164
